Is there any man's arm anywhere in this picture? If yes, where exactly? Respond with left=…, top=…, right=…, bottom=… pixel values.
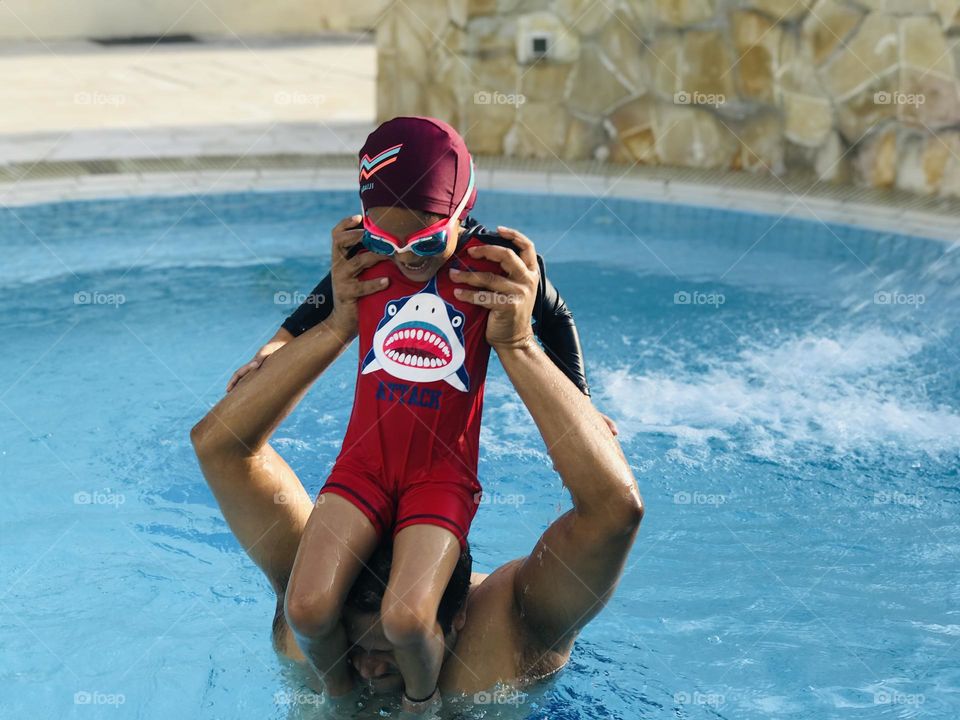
left=194, top=318, right=354, bottom=454
left=282, top=243, right=365, bottom=337
left=451, top=226, right=642, bottom=653
left=280, top=273, right=335, bottom=338
left=198, top=217, right=388, bottom=452
left=226, top=243, right=365, bottom=393
left=499, top=338, right=641, bottom=650
left=532, top=255, right=591, bottom=397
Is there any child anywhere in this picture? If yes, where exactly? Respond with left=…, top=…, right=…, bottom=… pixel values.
left=278, top=117, right=597, bottom=713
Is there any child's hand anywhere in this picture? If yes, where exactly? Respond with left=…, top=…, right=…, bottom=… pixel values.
left=326, top=214, right=390, bottom=339
left=449, top=226, right=538, bottom=350
left=599, top=412, right=619, bottom=436
left=226, top=333, right=290, bottom=392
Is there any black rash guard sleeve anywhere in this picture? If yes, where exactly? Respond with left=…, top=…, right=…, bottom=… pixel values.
left=280, top=272, right=334, bottom=337
left=464, top=219, right=590, bottom=396
left=279, top=243, right=363, bottom=337
left=532, top=254, right=591, bottom=397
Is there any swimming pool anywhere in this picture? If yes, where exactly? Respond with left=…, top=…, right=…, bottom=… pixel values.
left=2, top=188, right=958, bottom=719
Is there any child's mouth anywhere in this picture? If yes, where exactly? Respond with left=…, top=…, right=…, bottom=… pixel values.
left=398, top=255, right=430, bottom=273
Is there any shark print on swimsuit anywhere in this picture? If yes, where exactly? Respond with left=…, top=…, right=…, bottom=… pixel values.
left=361, top=277, right=471, bottom=392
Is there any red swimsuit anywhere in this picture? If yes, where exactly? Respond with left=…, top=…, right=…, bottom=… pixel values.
left=319, top=236, right=501, bottom=548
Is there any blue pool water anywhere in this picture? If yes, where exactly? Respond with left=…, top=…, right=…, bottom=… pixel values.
left=1, top=189, right=959, bottom=719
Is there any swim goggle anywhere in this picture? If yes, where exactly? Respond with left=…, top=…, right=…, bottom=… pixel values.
left=361, top=161, right=475, bottom=257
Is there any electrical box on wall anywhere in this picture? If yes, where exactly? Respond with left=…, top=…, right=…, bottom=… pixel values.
left=518, top=30, right=553, bottom=63
left=515, top=12, right=580, bottom=65
left=531, top=33, right=550, bottom=57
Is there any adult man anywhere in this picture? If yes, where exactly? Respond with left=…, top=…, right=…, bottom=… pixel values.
left=190, top=216, right=643, bottom=705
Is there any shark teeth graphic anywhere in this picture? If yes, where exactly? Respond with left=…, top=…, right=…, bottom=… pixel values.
left=361, top=276, right=470, bottom=392
left=382, top=324, right=452, bottom=368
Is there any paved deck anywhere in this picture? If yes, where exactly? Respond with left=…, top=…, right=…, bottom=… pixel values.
left=0, top=35, right=376, bottom=164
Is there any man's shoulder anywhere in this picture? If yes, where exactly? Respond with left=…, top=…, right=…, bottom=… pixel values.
left=442, top=559, right=570, bottom=692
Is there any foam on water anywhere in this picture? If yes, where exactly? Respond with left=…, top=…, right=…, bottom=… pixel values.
left=597, top=327, right=960, bottom=461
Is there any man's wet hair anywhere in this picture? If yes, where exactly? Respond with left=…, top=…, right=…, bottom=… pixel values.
left=345, top=541, right=472, bottom=634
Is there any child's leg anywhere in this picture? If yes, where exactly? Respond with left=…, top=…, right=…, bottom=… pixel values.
left=380, top=524, right=461, bottom=705
left=284, top=493, right=380, bottom=697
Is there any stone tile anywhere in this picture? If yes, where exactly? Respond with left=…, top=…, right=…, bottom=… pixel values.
left=566, top=45, right=634, bottom=116
left=651, top=0, right=715, bottom=27
left=818, top=12, right=898, bottom=102
left=655, top=104, right=739, bottom=168
left=599, top=10, right=648, bottom=93
left=803, top=0, right=865, bottom=65
left=855, top=124, right=899, bottom=188
left=504, top=101, right=570, bottom=158
left=732, top=10, right=782, bottom=103
left=747, top=0, right=814, bottom=22
left=554, top=0, right=615, bottom=36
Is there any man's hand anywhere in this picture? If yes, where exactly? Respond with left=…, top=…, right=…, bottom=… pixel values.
left=449, top=226, right=538, bottom=350
left=226, top=331, right=293, bottom=393
left=326, top=214, right=391, bottom=340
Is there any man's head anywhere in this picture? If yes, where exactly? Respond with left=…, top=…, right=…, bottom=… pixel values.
left=342, top=541, right=473, bottom=694
left=358, top=116, right=476, bottom=283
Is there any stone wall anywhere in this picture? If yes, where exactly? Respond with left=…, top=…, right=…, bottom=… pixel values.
left=377, top=0, right=960, bottom=197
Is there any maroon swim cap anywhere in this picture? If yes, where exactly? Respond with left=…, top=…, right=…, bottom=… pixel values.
left=358, top=116, right=476, bottom=219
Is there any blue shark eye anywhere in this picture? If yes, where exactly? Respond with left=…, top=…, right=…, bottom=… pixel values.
left=387, top=303, right=398, bottom=316
left=451, top=316, right=463, bottom=328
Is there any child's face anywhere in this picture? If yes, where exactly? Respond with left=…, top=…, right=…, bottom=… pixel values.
left=365, top=206, right=461, bottom=283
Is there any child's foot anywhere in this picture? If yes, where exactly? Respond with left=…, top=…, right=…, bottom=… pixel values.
left=400, top=687, right=441, bottom=717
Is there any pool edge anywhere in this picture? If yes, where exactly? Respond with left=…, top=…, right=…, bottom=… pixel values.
left=1, top=155, right=957, bottom=243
